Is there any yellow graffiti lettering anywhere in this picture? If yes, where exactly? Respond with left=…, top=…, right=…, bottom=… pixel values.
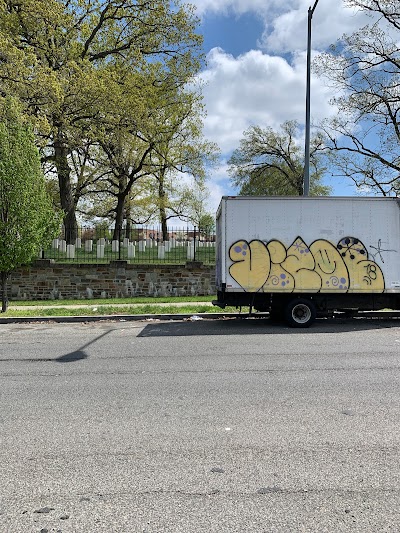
left=229, top=240, right=271, bottom=292
left=229, top=235, right=385, bottom=293
left=337, top=237, right=384, bottom=293
left=263, top=263, right=294, bottom=292
left=309, top=240, right=349, bottom=293
left=267, top=240, right=287, bottom=264
left=282, top=237, right=321, bottom=292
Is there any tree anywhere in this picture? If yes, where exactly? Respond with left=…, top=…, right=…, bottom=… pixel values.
left=179, top=180, right=215, bottom=230
left=0, top=98, right=60, bottom=312
left=197, top=214, right=215, bottom=236
left=79, top=176, right=157, bottom=228
left=75, top=65, right=218, bottom=239
left=148, top=99, right=219, bottom=240
left=228, top=121, right=331, bottom=196
left=315, top=0, right=400, bottom=195
left=78, top=64, right=167, bottom=239
left=0, top=0, right=203, bottom=241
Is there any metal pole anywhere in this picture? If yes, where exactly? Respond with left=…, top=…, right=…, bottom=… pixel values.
left=304, top=0, right=320, bottom=197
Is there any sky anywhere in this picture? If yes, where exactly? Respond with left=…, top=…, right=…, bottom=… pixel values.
left=191, top=0, right=372, bottom=214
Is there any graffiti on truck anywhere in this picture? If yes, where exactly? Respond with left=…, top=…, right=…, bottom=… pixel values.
left=229, top=236, right=386, bottom=293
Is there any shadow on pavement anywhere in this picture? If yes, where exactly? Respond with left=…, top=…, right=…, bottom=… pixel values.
left=138, top=316, right=400, bottom=337
left=0, top=329, right=114, bottom=363
left=55, top=349, right=88, bottom=363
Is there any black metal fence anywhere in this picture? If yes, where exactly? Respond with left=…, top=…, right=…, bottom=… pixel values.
left=41, top=226, right=216, bottom=264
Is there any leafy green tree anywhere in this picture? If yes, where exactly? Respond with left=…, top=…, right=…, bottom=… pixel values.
left=77, top=65, right=218, bottom=240
left=148, top=98, right=219, bottom=240
left=315, top=0, right=400, bottom=195
left=0, top=98, right=60, bottom=312
left=228, top=121, right=331, bottom=196
left=179, top=180, right=215, bottom=230
left=0, top=0, right=203, bottom=241
left=83, top=67, right=161, bottom=239
left=197, top=214, right=215, bottom=236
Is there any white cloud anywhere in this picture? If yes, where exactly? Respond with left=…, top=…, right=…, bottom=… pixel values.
left=193, top=0, right=372, bottom=55
left=200, top=47, right=337, bottom=154
left=192, top=0, right=378, bottom=207
left=192, top=0, right=283, bottom=17
left=260, top=0, right=371, bottom=54
left=208, top=172, right=231, bottom=214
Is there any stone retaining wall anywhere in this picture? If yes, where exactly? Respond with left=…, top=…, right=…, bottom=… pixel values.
left=10, top=260, right=216, bottom=300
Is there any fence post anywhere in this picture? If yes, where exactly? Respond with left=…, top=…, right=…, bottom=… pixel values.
left=193, top=226, right=197, bottom=261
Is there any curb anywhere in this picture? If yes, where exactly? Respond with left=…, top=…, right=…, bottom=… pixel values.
left=1, top=310, right=399, bottom=325
left=0, top=312, right=247, bottom=324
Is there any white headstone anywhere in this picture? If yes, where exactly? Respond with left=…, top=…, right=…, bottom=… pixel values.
left=112, top=240, right=119, bottom=253
left=138, top=240, right=146, bottom=252
left=97, top=244, right=105, bottom=258
left=123, top=237, right=130, bottom=248
left=59, top=239, right=67, bottom=253
left=75, top=237, right=82, bottom=249
left=98, top=237, right=105, bottom=246
left=66, top=244, right=75, bottom=259
left=187, top=243, right=195, bottom=260
left=127, top=244, right=135, bottom=259
left=85, top=239, right=93, bottom=252
left=52, top=238, right=59, bottom=249
left=158, top=245, right=165, bottom=259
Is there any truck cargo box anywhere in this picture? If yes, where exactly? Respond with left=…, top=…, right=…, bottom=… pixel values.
left=215, top=196, right=400, bottom=326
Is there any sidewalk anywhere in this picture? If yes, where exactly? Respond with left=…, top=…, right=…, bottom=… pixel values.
left=9, top=301, right=214, bottom=310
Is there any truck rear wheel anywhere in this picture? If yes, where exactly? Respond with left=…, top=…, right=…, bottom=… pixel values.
left=285, top=298, right=316, bottom=328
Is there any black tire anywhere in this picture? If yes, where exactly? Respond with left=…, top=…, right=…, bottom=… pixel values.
left=284, top=298, right=316, bottom=328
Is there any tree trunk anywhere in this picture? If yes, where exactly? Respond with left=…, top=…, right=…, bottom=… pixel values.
left=158, top=170, right=168, bottom=241
left=125, top=202, right=131, bottom=240
left=54, top=126, right=78, bottom=244
left=1, top=271, right=9, bottom=313
left=113, top=175, right=128, bottom=241
left=161, top=215, right=168, bottom=243
left=113, top=195, right=126, bottom=241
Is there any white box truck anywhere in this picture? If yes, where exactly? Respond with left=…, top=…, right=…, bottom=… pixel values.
left=213, top=196, right=400, bottom=327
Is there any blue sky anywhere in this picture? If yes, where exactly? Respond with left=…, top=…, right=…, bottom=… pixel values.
left=189, top=0, right=372, bottom=213
left=200, top=12, right=265, bottom=57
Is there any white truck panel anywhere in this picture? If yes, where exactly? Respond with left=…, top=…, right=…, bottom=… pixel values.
left=216, top=197, right=400, bottom=294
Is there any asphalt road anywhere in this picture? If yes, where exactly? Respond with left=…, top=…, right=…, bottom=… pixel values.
left=1, top=316, right=400, bottom=532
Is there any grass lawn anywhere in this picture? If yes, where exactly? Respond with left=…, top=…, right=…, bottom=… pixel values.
left=1, top=295, right=242, bottom=318
left=9, top=295, right=216, bottom=306
left=3, top=303, right=238, bottom=318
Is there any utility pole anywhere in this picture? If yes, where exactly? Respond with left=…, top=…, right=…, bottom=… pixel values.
left=304, top=0, right=320, bottom=196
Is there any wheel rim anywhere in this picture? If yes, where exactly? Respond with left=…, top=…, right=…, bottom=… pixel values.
left=291, top=303, right=312, bottom=324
